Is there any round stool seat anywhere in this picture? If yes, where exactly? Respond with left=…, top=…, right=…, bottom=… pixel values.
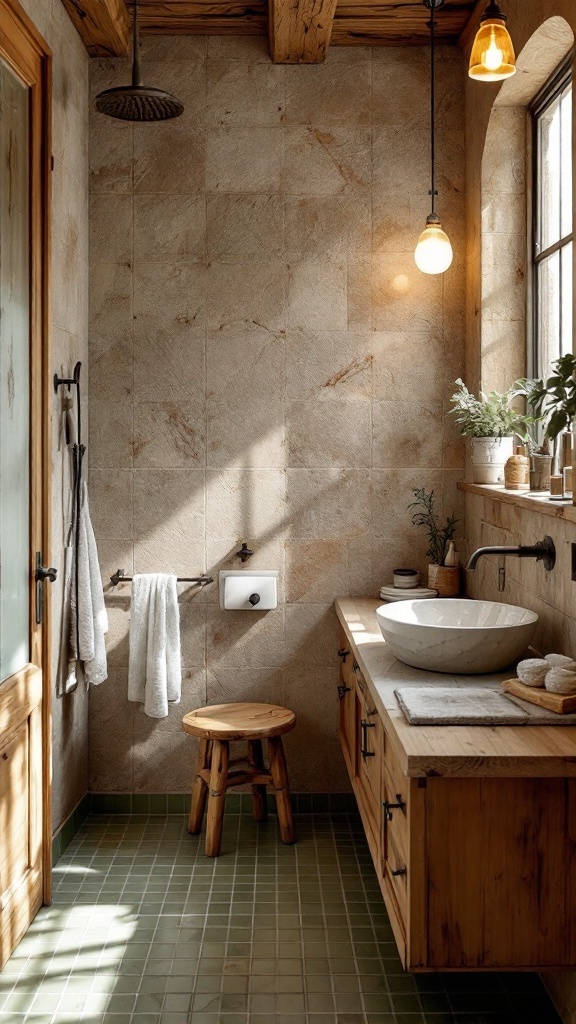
left=183, top=702, right=296, bottom=741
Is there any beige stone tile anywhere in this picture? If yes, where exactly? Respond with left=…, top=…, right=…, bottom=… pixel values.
left=133, top=125, right=206, bottom=193
left=347, top=260, right=372, bottom=331
left=90, top=400, right=133, bottom=469
left=371, top=254, right=443, bottom=332
left=206, top=667, right=283, bottom=706
left=207, top=395, right=286, bottom=470
left=371, top=331, right=458, bottom=404
left=88, top=669, right=134, bottom=791
left=205, top=469, right=286, bottom=570
left=287, top=261, right=347, bottom=331
left=90, top=333, right=132, bottom=402
left=89, top=195, right=133, bottom=264
left=206, top=607, right=286, bottom=667
left=139, top=59, right=207, bottom=126
left=206, top=321, right=284, bottom=401
left=285, top=64, right=371, bottom=126
left=207, top=36, right=270, bottom=61
left=285, top=329, right=372, bottom=401
left=206, top=62, right=285, bottom=126
left=90, top=260, right=133, bottom=343
left=132, top=672, right=207, bottom=791
left=284, top=196, right=370, bottom=263
left=89, top=57, right=132, bottom=128
left=134, top=320, right=205, bottom=402
left=283, top=127, right=371, bottom=196
left=285, top=540, right=372, bottom=604
left=372, top=190, right=422, bottom=255
left=442, top=409, right=466, bottom=471
left=206, top=195, right=283, bottom=258
left=370, top=468, right=443, bottom=540
left=133, top=470, right=205, bottom=574
left=371, top=60, right=429, bottom=128
left=438, top=126, right=466, bottom=199
left=134, top=261, right=206, bottom=327
left=53, top=240, right=87, bottom=338
left=134, top=402, right=206, bottom=468
left=53, top=158, right=88, bottom=265
left=287, top=469, right=371, bottom=539
left=133, top=195, right=206, bottom=261
left=139, top=37, right=208, bottom=61
left=284, top=604, right=338, bottom=664
left=287, top=395, right=371, bottom=469
left=372, top=400, right=443, bottom=469
left=282, top=667, right=348, bottom=791
left=103, top=600, right=131, bottom=668
left=90, top=470, right=133, bottom=541
left=206, top=260, right=286, bottom=330
left=373, top=126, right=429, bottom=194
left=179, top=597, right=207, bottom=673
left=97, top=538, right=134, bottom=589
left=207, top=127, right=283, bottom=193
left=89, top=125, right=133, bottom=194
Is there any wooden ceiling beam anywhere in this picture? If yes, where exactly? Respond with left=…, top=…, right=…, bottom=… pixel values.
left=459, top=0, right=486, bottom=51
left=60, top=0, right=130, bottom=56
left=269, top=0, right=339, bottom=63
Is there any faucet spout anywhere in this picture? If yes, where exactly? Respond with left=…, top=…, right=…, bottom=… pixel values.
left=465, top=536, right=556, bottom=572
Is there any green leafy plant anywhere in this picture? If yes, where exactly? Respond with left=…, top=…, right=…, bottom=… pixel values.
left=515, top=354, right=576, bottom=444
left=408, top=488, right=459, bottom=567
left=448, top=378, right=535, bottom=439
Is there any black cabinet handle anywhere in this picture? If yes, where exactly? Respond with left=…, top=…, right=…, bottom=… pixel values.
left=338, top=648, right=349, bottom=663
left=391, top=866, right=406, bottom=877
left=337, top=684, right=351, bottom=701
left=383, top=794, right=405, bottom=820
left=360, top=719, right=376, bottom=759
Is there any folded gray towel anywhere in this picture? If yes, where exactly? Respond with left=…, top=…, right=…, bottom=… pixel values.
left=394, top=686, right=528, bottom=726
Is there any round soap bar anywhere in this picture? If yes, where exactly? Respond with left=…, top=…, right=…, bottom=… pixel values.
left=545, top=665, right=576, bottom=694
left=545, top=653, right=574, bottom=668
left=517, top=658, right=548, bottom=687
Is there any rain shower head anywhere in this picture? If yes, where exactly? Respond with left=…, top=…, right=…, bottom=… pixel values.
left=94, top=2, right=184, bottom=122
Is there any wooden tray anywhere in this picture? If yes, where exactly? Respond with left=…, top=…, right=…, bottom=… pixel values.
left=502, top=678, right=576, bottom=714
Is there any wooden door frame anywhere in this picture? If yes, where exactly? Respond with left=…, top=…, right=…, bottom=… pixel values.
left=0, top=0, right=53, bottom=905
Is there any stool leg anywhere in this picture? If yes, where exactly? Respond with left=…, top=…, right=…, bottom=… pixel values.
left=248, top=739, right=268, bottom=824
left=188, top=738, right=211, bottom=835
left=205, top=739, right=229, bottom=857
left=268, top=736, right=296, bottom=845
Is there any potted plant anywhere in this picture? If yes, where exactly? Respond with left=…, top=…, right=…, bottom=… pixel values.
left=448, top=379, right=534, bottom=484
left=515, top=355, right=576, bottom=493
left=408, top=488, right=460, bottom=596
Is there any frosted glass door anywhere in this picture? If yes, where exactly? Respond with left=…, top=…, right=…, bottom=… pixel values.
left=0, top=57, right=30, bottom=681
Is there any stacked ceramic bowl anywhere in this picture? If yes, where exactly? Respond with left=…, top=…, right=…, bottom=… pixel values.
left=379, top=568, right=437, bottom=602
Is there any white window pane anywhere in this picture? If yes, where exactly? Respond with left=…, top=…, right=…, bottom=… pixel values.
left=537, top=251, right=561, bottom=379
left=539, top=93, right=562, bottom=251
left=0, top=58, right=30, bottom=681
left=561, top=86, right=572, bottom=240
left=561, top=241, right=573, bottom=358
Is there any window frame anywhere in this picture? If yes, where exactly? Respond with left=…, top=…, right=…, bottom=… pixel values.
left=529, top=53, right=573, bottom=382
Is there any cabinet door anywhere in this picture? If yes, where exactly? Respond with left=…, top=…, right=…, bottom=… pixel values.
left=337, top=630, right=356, bottom=775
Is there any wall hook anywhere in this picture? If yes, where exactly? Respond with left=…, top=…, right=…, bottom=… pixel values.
left=237, top=542, right=254, bottom=562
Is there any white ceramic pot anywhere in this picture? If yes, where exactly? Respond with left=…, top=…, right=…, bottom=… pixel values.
left=471, top=436, right=514, bottom=484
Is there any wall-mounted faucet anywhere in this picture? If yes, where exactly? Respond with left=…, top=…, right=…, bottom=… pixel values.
left=465, top=536, right=556, bottom=572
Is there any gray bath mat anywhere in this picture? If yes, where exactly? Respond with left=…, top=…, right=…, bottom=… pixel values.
left=394, top=686, right=529, bottom=726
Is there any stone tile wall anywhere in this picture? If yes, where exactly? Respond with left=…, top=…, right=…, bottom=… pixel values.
left=88, top=36, right=466, bottom=793
left=19, top=0, right=90, bottom=832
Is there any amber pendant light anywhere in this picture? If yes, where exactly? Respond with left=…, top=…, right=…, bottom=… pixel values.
left=414, top=0, right=453, bottom=276
left=468, top=1, right=516, bottom=82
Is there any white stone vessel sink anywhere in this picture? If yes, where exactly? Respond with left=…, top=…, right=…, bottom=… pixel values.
left=376, top=599, right=538, bottom=675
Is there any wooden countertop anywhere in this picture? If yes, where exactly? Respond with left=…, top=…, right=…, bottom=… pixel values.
left=335, top=597, right=576, bottom=779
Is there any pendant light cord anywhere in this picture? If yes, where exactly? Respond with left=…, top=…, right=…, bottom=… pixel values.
left=429, top=5, right=436, bottom=216
left=131, top=2, right=142, bottom=88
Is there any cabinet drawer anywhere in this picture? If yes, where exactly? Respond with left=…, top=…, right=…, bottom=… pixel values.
left=384, top=829, right=408, bottom=928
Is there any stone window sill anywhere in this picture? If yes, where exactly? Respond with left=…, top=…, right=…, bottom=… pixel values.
left=457, top=480, right=576, bottom=525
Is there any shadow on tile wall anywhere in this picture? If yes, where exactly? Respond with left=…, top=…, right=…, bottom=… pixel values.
left=88, top=36, right=466, bottom=795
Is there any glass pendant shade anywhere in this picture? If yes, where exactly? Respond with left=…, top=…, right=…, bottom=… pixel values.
left=469, top=14, right=516, bottom=81
left=415, top=219, right=453, bottom=275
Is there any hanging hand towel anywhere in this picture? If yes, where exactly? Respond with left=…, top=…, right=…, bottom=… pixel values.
left=127, top=574, right=181, bottom=718
left=70, top=482, right=109, bottom=686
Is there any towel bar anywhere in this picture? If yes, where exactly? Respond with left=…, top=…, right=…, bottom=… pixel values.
left=110, top=569, right=213, bottom=587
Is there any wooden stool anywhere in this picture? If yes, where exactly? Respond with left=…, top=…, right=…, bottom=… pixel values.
left=182, top=702, right=297, bottom=857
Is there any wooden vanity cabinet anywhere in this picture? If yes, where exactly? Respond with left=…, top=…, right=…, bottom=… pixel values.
left=336, top=616, right=576, bottom=972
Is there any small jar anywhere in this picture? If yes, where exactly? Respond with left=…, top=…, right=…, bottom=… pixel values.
left=564, top=465, right=573, bottom=498
left=504, top=445, right=529, bottom=490
left=550, top=474, right=564, bottom=497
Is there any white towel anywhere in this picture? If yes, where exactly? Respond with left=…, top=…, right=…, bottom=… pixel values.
left=70, top=483, right=108, bottom=686
left=127, top=574, right=181, bottom=718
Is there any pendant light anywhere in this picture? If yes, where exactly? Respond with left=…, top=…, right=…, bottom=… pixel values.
left=414, top=0, right=453, bottom=276
left=95, top=2, right=184, bottom=122
left=468, top=1, right=516, bottom=82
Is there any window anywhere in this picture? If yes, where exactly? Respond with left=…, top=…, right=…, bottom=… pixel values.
left=532, top=56, right=573, bottom=381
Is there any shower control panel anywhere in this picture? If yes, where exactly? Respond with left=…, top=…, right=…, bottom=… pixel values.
left=219, top=570, right=278, bottom=610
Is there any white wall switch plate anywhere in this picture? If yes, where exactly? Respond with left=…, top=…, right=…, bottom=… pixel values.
left=219, top=570, right=278, bottom=610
